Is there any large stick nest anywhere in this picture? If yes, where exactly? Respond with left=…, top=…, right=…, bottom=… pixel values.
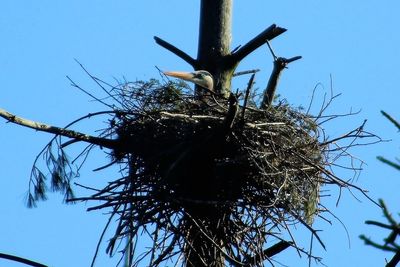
left=92, top=79, right=325, bottom=265
left=28, top=77, right=378, bottom=266
left=113, top=81, right=323, bottom=222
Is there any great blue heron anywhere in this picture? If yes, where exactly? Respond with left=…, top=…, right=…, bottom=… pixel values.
left=164, top=70, right=214, bottom=92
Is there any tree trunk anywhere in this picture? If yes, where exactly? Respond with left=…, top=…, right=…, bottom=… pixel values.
left=197, top=0, right=233, bottom=97
left=181, top=2, right=234, bottom=266
left=184, top=211, right=227, bottom=267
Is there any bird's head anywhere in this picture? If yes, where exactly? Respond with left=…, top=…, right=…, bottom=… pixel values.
left=164, top=70, right=214, bottom=91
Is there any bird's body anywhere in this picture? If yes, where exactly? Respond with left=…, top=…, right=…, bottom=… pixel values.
left=164, top=70, right=214, bottom=92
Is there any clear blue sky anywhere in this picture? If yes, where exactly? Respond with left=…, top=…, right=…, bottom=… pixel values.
left=1, top=1, right=399, bottom=266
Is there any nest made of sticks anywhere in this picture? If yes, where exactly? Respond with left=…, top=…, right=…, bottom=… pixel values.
left=112, top=80, right=323, bottom=221
left=96, top=78, right=327, bottom=264
left=27, top=76, right=377, bottom=266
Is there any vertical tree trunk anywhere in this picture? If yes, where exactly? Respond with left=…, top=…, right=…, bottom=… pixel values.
left=182, top=3, right=234, bottom=266
left=197, top=0, right=233, bottom=97
left=184, top=211, right=227, bottom=267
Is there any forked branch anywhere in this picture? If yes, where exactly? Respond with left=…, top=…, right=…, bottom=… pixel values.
left=230, top=24, right=287, bottom=65
left=260, top=56, right=302, bottom=109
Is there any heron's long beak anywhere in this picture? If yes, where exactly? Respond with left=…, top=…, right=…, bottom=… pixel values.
left=164, top=71, right=195, bottom=82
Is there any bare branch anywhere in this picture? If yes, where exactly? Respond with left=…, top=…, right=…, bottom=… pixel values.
left=223, top=93, right=239, bottom=131
left=230, top=24, right=287, bottom=65
left=387, top=251, right=400, bottom=267
left=0, top=108, right=116, bottom=149
left=243, top=240, right=293, bottom=265
left=240, top=73, right=255, bottom=123
left=377, top=156, right=400, bottom=171
left=381, top=110, right=400, bottom=130
left=233, top=69, right=260, bottom=77
left=260, top=56, right=302, bottom=109
left=154, top=36, right=199, bottom=69
left=0, top=253, right=48, bottom=267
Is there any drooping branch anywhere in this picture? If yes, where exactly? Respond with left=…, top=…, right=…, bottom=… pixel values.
left=154, top=36, right=199, bottom=69
left=0, top=252, right=48, bottom=267
left=0, top=108, right=116, bottom=149
left=260, top=55, right=302, bottom=109
left=230, top=24, right=287, bottom=66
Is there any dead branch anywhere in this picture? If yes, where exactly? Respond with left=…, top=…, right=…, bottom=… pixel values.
left=240, top=73, right=255, bottom=123
left=233, top=69, right=260, bottom=77
left=0, top=108, right=116, bottom=149
left=230, top=24, right=287, bottom=65
left=381, top=110, right=400, bottom=130
left=243, top=240, right=293, bottom=265
left=154, top=36, right=199, bottom=69
left=223, top=93, right=239, bottom=131
left=0, top=253, right=48, bottom=267
left=387, top=252, right=400, bottom=267
left=260, top=56, right=302, bottom=109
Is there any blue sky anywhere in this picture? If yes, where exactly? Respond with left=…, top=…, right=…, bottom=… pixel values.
left=0, top=1, right=399, bottom=266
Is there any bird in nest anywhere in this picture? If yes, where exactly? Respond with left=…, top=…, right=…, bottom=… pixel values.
left=164, top=70, right=214, bottom=93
